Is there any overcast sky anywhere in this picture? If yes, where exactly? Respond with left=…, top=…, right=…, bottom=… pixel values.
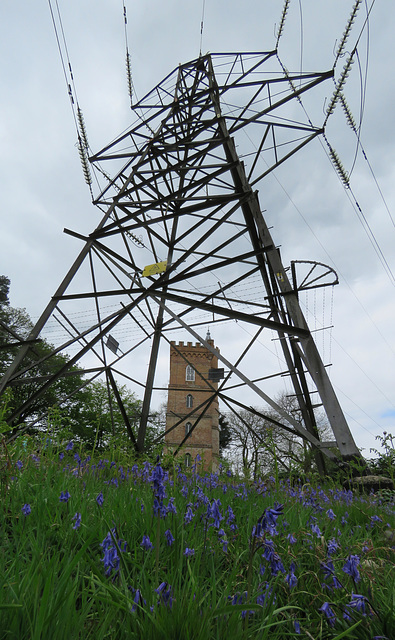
left=1, top=0, right=394, bottom=457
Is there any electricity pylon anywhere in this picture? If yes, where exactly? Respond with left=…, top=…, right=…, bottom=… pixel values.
left=1, top=51, right=365, bottom=470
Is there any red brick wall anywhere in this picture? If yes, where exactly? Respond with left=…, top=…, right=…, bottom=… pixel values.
left=165, top=340, right=220, bottom=470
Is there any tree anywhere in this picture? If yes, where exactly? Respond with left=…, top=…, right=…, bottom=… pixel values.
left=223, top=394, right=332, bottom=479
left=219, top=413, right=232, bottom=454
left=0, top=277, right=94, bottom=437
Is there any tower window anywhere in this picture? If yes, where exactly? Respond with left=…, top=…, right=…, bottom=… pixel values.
left=186, top=394, right=193, bottom=408
left=186, top=365, right=195, bottom=381
left=185, top=453, right=192, bottom=468
left=185, top=422, right=192, bottom=437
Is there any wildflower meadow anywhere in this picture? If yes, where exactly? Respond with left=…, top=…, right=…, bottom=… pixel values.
left=1, top=439, right=395, bottom=639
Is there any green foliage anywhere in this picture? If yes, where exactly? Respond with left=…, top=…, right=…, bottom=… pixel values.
left=1, top=441, right=394, bottom=639
left=369, top=432, right=395, bottom=482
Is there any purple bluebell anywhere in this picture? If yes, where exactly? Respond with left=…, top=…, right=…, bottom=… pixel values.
left=184, top=547, right=195, bottom=557
left=59, top=491, right=71, bottom=502
left=21, top=503, right=31, bottom=516
left=255, top=503, right=284, bottom=537
left=140, top=534, right=153, bottom=551
left=164, top=529, right=174, bottom=546
left=269, top=552, right=285, bottom=576
left=294, top=620, right=301, bottom=634
left=208, top=498, right=223, bottom=529
left=100, top=528, right=125, bottom=578
left=342, top=554, right=361, bottom=582
left=150, top=462, right=166, bottom=502
left=287, top=532, right=297, bottom=544
left=101, top=545, right=119, bottom=577
left=285, top=562, right=297, bottom=589
left=96, top=492, right=104, bottom=507
left=326, top=508, right=336, bottom=520
left=166, top=497, right=177, bottom=515
left=15, top=460, right=23, bottom=470
left=155, top=582, right=174, bottom=608
left=130, top=588, right=144, bottom=612
left=319, top=601, right=336, bottom=627
left=72, top=512, right=81, bottom=529
left=348, top=593, right=368, bottom=615
left=65, top=441, right=74, bottom=451
left=226, top=505, right=235, bottom=525
left=327, top=537, right=340, bottom=556
left=184, top=505, right=195, bottom=524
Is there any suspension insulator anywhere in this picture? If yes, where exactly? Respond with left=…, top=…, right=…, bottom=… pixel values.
left=77, top=106, right=89, bottom=150
left=126, top=230, right=144, bottom=247
left=335, top=0, right=362, bottom=63
left=326, top=54, right=355, bottom=119
left=126, top=51, right=133, bottom=105
left=276, top=0, right=290, bottom=47
left=340, top=93, right=357, bottom=132
left=328, top=145, right=349, bottom=187
left=78, top=136, right=92, bottom=186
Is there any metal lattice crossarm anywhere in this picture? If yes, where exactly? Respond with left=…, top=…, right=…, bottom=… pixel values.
left=1, top=52, right=364, bottom=470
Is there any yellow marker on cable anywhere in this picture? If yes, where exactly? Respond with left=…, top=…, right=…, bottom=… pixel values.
left=142, top=260, right=167, bottom=277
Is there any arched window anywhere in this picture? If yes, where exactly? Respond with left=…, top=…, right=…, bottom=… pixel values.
left=186, top=365, right=195, bottom=381
left=185, top=453, right=192, bottom=468
left=185, top=421, right=192, bottom=437
left=186, top=394, right=193, bottom=408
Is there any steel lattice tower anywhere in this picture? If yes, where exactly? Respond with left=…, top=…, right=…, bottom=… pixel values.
left=1, top=52, right=364, bottom=469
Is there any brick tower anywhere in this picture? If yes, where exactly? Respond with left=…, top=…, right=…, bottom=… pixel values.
left=165, top=332, right=220, bottom=470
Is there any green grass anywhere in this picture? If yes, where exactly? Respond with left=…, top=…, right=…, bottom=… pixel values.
left=1, top=439, right=394, bottom=639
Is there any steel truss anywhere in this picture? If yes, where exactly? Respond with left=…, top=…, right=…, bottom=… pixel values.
left=1, top=51, right=364, bottom=468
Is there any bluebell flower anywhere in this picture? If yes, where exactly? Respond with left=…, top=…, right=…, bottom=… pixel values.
left=287, top=532, right=297, bottom=544
left=130, top=588, right=145, bottom=612
left=164, top=529, right=174, bottom=546
left=342, top=554, right=361, bottom=582
left=155, top=582, right=174, bottom=608
left=207, top=498, right=223, bottom=529
left=348, top=593, right=369, bottom=615
left=65, top=441, right=74, bottom=451
left=166, top=497, right=177, bottom=515
left=369, top=515, right=382, bottom=528
left=270, top=552, right=285, bottom=576
left=59, top=491, right=71, bottom=502
left=150, top=462, right=166, bottom=502
left=294, top=620, right=301, bottom=634
left=226, top=505, right=235, bottom=525
left=184, top=505, right=195, bottom=524
left=254, top=503, right=283, bottom=537
left=100, top=528, right=125, bottom=578
left=320, top=561, right=343, bottom=589
left=319, top=601, right=336, bottom=627
left=326, top=508, right=336, bottom=520
left=141, top=534, right=153, bottom=551
left=96, top=492, right=104, bottom=507
left=15, top=460, right=23, bottom=470
left=101, top=545, right=119, bottom=577
left=285, top=562, right=297, bottom=589
left=311, top=523, right=322, bottom=538
left=72, top=512, right=81, bottom=529
left=184, top=547, right=195, bottom=557
left=327, top=537, right=340, bottom=555
left=21, top=503, right=31, bottom=516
